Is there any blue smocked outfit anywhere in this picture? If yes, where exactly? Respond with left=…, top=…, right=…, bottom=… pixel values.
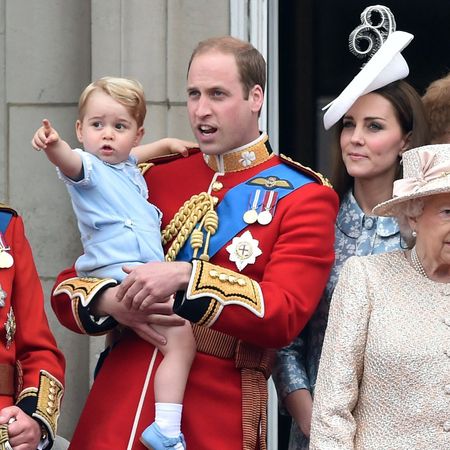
left=273, top=189, right=403, bottom=449
left=58, top=148, right=164, bottom=282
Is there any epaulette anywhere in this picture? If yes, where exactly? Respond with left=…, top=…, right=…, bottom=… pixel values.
left=0, top=203, right=17, bottom=216
left=280, top=154, right=333, bottom=188
left=139, top=148, right=201, bottom=176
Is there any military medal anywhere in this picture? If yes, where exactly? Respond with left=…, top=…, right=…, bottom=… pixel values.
left=0, top=286, right=6, bottom=308
left=0, top=252, right=13, bottom=269
left=226, top=230, right=262, bottom=271
left=243, top=189, right=261, bottom=224
left=0, top=234, right=13, bottom=269
left=257, top=191, right=278, bottom=225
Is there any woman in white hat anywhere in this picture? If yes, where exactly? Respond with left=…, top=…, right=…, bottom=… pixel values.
left=310, top=143, right=450, bottom=449
left=273, top=6, right=430, bottom=449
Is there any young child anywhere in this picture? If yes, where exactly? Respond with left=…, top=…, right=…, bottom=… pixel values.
left=31, top=76, right=196, bottom=450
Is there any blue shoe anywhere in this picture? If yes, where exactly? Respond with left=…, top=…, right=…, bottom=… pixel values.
left=140, top=422, right=186, bottom=450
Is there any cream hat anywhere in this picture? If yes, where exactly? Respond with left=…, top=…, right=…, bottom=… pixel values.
left=323, top=5, right=413, bottom=130
left=373, top=144, right=450, bottom=217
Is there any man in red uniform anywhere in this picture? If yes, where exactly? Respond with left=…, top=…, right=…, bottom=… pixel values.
left=52, top=37, right=338, bottom=449
left=0, top=205, right=64, bottom=450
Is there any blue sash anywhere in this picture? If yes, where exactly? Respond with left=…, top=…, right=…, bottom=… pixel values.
left=0, top=212, right=12, bottom=234
left=176, top=163, right=315, bottom=261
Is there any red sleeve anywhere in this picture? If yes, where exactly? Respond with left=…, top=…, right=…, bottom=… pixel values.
left=10, top=216, right=65, bottom=389
left=51, top=267, right=82, bottom=333
left=51, top=268, right=118, bottom=335
left=4, top=216, right=65, bottom=443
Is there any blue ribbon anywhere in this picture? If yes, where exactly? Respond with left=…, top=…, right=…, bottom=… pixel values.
left=176, top=163, right=315, bottom=261
left=0, top=212, right=12, bottom=234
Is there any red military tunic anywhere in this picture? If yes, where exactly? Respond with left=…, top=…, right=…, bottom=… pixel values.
left=0, top=207, right=65, bottom=448
left=52, top=135, right=338, bottom=449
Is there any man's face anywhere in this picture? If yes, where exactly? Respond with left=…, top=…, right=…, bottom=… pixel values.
left=187, top=50, right=263, bottom=155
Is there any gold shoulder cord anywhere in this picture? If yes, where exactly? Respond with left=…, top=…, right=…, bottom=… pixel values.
left=162, top=192, right=219, bottom=262
left=280, top=153, right=333, bottom=188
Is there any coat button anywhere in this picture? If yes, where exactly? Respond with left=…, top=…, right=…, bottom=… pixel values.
left=212, top=181, right=223, bottom=192
left=363, top=217, right=374, bottom=230
left=219, top=273, right=228, bottom=282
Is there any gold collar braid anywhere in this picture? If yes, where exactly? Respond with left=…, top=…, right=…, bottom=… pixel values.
left=205, top=134, right=272, bottom=173
left=162, top=192, right=219, bottom=262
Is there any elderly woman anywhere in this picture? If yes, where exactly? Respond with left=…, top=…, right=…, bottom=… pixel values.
left=310, top=143, right=450, bottom=449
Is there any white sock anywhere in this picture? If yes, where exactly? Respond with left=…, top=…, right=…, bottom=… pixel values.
left=155, top=402, right=183, bottom=438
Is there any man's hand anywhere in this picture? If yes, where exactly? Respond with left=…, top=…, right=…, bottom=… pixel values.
left=116, top=261, right=192, bottom=311
left=31, top=119, right=60, bottom=151
left=93, top=286, right=186, bottom=346
left=0, top=406, right=41, bottom=450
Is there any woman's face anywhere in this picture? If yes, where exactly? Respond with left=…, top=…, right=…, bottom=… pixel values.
left=340, top=93, right=409, bottom=183
left=410, top=193, right=450, bottom=268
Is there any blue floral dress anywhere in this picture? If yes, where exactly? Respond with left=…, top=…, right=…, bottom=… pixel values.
left=273, top=190, right=403, bottom=449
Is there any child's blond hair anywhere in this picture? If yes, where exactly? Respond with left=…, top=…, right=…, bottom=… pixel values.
left=78, top=76, right=146, bottom=127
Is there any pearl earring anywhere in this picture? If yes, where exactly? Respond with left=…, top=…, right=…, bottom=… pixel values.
left=412, top=230, right=417, bottom=238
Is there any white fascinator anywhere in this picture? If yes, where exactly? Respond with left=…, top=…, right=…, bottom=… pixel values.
left=323, top=5, right=413, bottom=130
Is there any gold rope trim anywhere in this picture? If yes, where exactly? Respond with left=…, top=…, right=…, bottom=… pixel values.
left=280, top=153, right=333, bottom=187
left=162, top=192, right=218, bottom=262
left=35, top=371, right=64, bottom=440
left=137, top=162, right=154, bottom=176
left=0, top=424, right=10, bottom=449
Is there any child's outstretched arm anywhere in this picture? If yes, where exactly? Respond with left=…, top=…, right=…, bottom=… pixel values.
left=131, top=138, right=199, bottom=164
left=32, top=119, right=83, bottom=180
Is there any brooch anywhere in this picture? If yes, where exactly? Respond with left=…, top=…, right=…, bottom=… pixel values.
left=5, top=308, right=15, bottom=349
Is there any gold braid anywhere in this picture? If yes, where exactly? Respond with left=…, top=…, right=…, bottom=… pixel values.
left=0, top=424, right=11, bottom=449
left=162, top=192, right=219, bottom=262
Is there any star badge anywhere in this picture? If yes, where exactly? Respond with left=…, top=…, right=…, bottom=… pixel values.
left=226, top=230, right=262, bottom=271
left=5, top=307, right=15, bottom=349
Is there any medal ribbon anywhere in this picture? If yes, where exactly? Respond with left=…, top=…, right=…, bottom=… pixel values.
left=176, top=163, right=315, bottom=261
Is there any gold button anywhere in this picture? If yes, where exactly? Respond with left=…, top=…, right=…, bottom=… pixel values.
left=212, top=181, right=223, bottom=192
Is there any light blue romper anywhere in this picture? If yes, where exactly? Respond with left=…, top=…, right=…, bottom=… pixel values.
left=58, top=148, right=164, bottom=282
